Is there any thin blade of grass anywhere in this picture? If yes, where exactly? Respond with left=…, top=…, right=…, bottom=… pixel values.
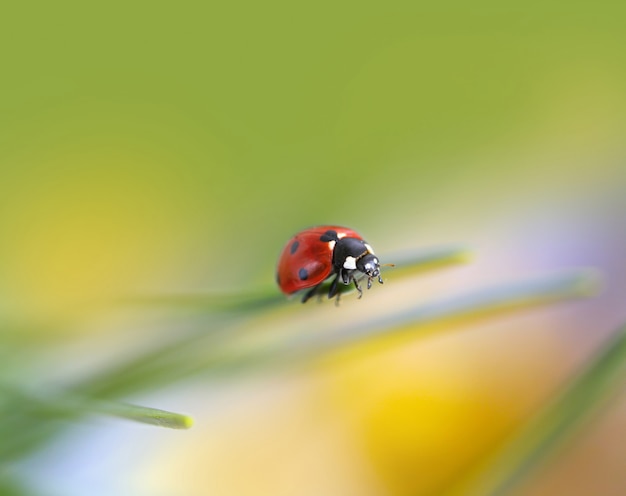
left=0, top=386, right=72, bottom=462
left=0, top=386, right=191, bottom=463
left=442, top=322, right=626, bottom=496
left=85, top=400, right=193, bottom=429
left=0, top=269, right=599, bottom=465
left=77, top=269, right=598, bottom=401
left=383, top=244, right=471, bottom=277
left=0, top=478, right=30, bottom=496
left=179, top=269, right=601, bottom=381
left=303, top=269, right=599, bottom=352
left=115, top=245, right=470, bottom=311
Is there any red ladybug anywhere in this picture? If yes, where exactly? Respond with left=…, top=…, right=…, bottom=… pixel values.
left=276, top=226, right=383, bottom=303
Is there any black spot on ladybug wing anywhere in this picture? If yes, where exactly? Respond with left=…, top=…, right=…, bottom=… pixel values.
left=298, top=268, right=309, bottom=280
left=290, top=240, right=300, bottom=255
left=320, top=230, right=338, bottom=242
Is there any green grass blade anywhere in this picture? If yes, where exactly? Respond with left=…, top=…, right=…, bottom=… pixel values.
left=384, top=244, right=471, bottom=277
left=0, top=386, right=71, bottom=462
left=75, top=269, right=598, bottom=402
left=0, top=478, right=31, bottom=496
left=182, top=269, right=601, bottom=381
left=443, top=322, right=626, bottom=496
left=0, top=385, right=191, bottom=463
left=115, top=245, right=470, bottom=311
left=0, top=268, right=599, bottom=466
left=116, top=289, right=286, bottom=312
left=85, top=400, right=193, bottom=429
left=307, top=269, right=598, bottom=351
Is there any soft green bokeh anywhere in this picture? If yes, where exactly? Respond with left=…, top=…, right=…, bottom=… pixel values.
left=2, top=1, right=625, bottom=322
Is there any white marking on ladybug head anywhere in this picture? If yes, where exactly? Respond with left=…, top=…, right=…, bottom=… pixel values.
left=337, top=232, right=347, bottom=239
left=343, top=256, right=357, bottom=270
left=364, top=243, right=374, bottom=254
left=328, top=240, right=336, bottom=250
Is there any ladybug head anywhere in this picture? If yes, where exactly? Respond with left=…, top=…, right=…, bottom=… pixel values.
left=356, top=253, right=380, bottom=278
left=357, top=253, right=383, bottom=290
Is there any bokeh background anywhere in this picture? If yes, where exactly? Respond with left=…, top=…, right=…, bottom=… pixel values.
left=2, top=2, right=626, bottom=495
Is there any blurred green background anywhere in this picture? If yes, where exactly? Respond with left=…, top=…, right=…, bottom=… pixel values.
left=1, top=2, right=626, bottom=495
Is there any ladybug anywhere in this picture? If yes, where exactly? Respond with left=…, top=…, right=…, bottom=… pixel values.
left=276, top=226, right=383, bottom=303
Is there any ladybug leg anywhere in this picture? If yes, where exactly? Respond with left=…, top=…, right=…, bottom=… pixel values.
left=302, top=283, right=322, bottom=303
left=353, top=277, right=363, bottom=298
left=328, top=273, right=341, bottom=299
left=366, top=274, right=383, bottom=289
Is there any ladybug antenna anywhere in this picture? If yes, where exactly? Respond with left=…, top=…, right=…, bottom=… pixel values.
left=381, top=263, right=395, bottom=268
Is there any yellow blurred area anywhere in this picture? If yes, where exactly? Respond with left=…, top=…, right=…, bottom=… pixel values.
left=321, top=321, right=559, bottom=496
left=136, top=313, right=574, bottom=496
left=0, top=143, right=183, bottom=321
left=0, top=99, right=235, bottom=323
